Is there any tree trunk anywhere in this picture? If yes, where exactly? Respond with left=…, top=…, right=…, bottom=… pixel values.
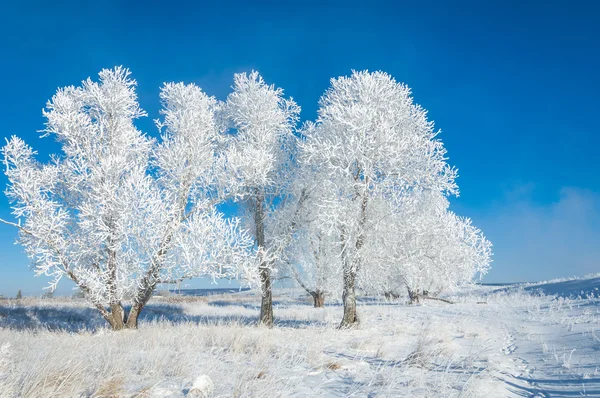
left=108, top=303, right=125, bottom=330
left=339, top=184, right=367, bottom=329
left=312, top=290, right=325, bottom=308
left=259, top=265, right=273, bottom=326
left=384, top=291, right=400, bottom=300
left=122, top=277, right=159, bottom=329
left=407, top=288, right=420, bottom=304
left=71, top=271, right=147, bottom=331
left=255, top=191, right=273, bottom=327
left=102, top=286, right=153, bottom=330
left=340, top=269, right=358, bottom=328
left=101, top=303, right=142, bottom=330
left=125, top=303, right=143, bottom=329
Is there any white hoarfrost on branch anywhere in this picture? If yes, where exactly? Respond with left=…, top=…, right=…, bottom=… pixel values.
left=1, top=67, right=256, bottom=330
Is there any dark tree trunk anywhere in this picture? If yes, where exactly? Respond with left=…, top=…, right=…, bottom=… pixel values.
left=340, top=269, right=358, bottom=328
left=123, top=275, right=159, bottom=329
left=259, top=265, right=273, bottom=326
left=71, top=252, right=154, bottom=331
left=339, top=229, right=359, bottom=328
left=312, top=290, right=325, bottom=308
left=101, top=303, right=142, bottom=330
left=407, top=287, right=420, bottom=304
left=125, top=303, right=143, bottom=329
left=255, top=191, right=273, bottom=327
left=339, top=190, right=367, bottom=329
left=103, top=281, right=154, bottom=330
left=384, top=291, right=400, bottom=300
left=108, top=303, right=125, bottom=330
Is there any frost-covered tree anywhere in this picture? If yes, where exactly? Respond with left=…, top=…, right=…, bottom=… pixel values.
left=275, top=166, right=342, bottom=308
left=400, top=212, right=492, bottom=303
left=301, top=71, right=458, bottom=327
left=1, top=67, right=255, bottom=330
left=221, top=71, right=300, bottom=326
left=283, top=222, right=341, bottom=308
left=363, top=193, right=492, bottom=302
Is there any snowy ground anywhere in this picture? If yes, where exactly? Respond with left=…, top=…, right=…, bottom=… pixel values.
left=0, top=277, right=599, bottom=397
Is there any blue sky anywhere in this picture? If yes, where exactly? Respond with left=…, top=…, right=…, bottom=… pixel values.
left=0, top=0, right=598, bottom=295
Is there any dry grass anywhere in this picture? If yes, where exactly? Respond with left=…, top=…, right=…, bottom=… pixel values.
left=154, top=295, right=211, bottom=304
left=325, top=361, right=341, bottom=370
left=93, top=376, right=126, bottom=397
left=0, top=289, right=521, bottom=397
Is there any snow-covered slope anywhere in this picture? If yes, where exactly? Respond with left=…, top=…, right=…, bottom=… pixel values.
left=520, top=274, right=600, bottom=298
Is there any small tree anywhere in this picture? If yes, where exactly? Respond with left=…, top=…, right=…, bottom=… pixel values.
left=284, top=227, right=340, bottom=307
left=1, top=67, right=255, bottom=330
left=363, top=192, right=492, bottom=302
left=221, top=71, right=300, bottom=326
left=15, top=290, right=22, bottom=300
left=301, top=71, right=458, bottom=327
left=276, top=167, right=341, bottom=308
left=399, top=210, right=492, bottom=301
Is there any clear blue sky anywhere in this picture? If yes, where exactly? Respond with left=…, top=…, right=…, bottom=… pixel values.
left=1, top=0, right=599, bottom=295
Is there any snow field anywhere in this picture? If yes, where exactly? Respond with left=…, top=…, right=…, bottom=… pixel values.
left=0, top=282, right=598, bottom=397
